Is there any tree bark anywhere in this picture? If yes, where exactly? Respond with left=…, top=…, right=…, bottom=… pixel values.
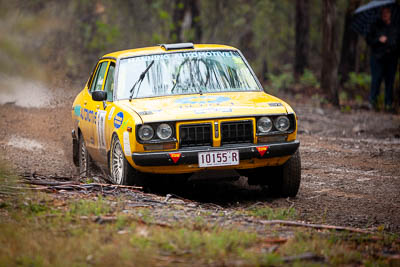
left=321, top=0, right=339, bottom=106
left=170, top=0, right=202, bottom=43
left=295, top=0, right=310, bottom=79
left=338, top=0, right=361, bottom=85
left=170, top=0, right=186, bottom=42
left=190, top=0, right=202, bottom=42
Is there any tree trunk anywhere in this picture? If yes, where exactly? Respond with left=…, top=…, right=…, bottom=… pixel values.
left=170, top=0, right=186, bottom=42
left=294, top=0, right=310, bottom=79
left=321, top=0, right=339, bottom=106
left=170, top=0, right=202, bottom=43
left=190, top=0, right=202, bottom=42
left=338, top=0, right=361, bottom=85
left=262, top=59, right=269, bottom=83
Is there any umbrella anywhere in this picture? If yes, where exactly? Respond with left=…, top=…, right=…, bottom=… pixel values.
left=352, top=0, right=400, bottom=37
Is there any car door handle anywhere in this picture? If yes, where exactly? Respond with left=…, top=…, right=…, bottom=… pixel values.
left=96, top=105, right=100, bottom=109
left=83, top=100, right=87, bottom=106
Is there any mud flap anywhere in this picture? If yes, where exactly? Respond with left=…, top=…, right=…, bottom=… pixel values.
left=72, top=130, right=79, bottom=167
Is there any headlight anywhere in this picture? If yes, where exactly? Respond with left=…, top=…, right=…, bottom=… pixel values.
left=274, top=116, right=290, bottom=132
left=257, top=117, right=273, bottom=133
left=156, top=123, right=173, bottom=140
left=138, top=125, right=154, bottom=141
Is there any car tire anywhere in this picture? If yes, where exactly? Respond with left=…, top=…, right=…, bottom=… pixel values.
left=246, top=150, right=301, bottom=197
left=78, top=135, right=91, bottom=177
left=270, top=150, right=301, bottom=197
left=109, top=135, right=146, bottom=186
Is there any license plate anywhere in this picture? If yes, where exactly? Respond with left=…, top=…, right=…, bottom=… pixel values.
left=198, top=150, right=239, bottom=167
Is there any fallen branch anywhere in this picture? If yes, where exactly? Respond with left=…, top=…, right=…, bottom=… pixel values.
left=22, top=180, right=79, bottom=186
left=84, top=183, right=142, bottom=190
left=259, top=219, right=374, bottom=234
left=263, top=237, right=288, bottom=244
left=80, top=216, right=173, bottom=228
left=282, top=252, right=325, bottom=263
left=22, top=177, right=143, bottom=192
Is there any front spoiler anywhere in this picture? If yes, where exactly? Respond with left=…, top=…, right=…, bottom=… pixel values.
left=132, top=140, right=300, bottom=167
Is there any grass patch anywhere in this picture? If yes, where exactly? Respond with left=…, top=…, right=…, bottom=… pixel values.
left=0, top=163, right=399, bottom=266
left=68, top=197, right=111, bottom=217
left=247, top=206, right=297, bottom=220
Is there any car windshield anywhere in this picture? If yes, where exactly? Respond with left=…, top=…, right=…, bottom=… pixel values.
left=116, top=50, right=260, bottom=100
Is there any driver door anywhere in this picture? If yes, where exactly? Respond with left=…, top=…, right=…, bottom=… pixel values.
left=85, top=60, right=109, bottom=156
left=91, top=61, right=116, bottom=167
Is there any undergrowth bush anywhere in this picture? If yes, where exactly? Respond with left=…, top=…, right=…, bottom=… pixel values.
left=344, top=72, right=371, bottom=93
left=299, top=69, right=320, bottom=88
left=268, top=72, right=294, bottom=93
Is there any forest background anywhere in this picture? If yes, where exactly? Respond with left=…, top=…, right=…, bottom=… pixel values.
left=1, top=0, right=399, bottom=109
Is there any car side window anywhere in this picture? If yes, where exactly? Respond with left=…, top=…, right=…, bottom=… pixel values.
left=90, top=61, right=109, bottom=93
left=104, top=62, right=115, bottom=102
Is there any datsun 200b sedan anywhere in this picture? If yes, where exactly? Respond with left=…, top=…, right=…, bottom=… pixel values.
left=71, top=43, right=301, bottom=197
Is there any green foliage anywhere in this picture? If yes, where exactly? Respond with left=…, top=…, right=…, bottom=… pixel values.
left=248, top=206, right=297, bottom=220
left=1, top=0, right=377, bottom=88
left=130, top=227, right=258, bottom=260
left=0, top=166, right=398, bottom=266
left=311, top=93, right=328, bottom=106
left=344, top=72, right=371, bottom=92
left=299, top=69, right=320, bottom=88
left=86, top=20, right=120, bottom=52
left=68, top=197, right=111, bottom=217
left=268, top=71, right=295, bottom=93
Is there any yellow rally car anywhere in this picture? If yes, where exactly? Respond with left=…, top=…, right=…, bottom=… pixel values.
left=71, top=43, right=301, bottom=197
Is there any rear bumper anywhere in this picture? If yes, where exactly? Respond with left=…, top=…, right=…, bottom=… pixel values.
left=132, top=140, right=299, bottom=167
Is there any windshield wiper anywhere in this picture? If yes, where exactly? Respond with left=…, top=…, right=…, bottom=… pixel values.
left=129, top=60, right=154, bottom=101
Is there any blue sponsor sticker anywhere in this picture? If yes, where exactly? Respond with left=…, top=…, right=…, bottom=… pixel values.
left=114, top=112, right=124, bottom=129
left=74, top=105, right=81, bottom=117
left=175, top=96, right=231, bottom=105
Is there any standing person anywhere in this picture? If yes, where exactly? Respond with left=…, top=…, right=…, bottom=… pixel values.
left=367, top=7, right=399, bottom=112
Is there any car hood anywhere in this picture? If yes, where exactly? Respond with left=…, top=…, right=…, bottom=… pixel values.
left=118, top=91, right=289, bottom=123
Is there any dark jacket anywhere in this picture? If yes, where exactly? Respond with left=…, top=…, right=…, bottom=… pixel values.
left=367, top=19, right=399, bottom=59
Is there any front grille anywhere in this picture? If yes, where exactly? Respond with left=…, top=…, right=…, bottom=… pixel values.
left=180, top=124, right=212, bottom=147
left=221, top=121, right=253, bottom=145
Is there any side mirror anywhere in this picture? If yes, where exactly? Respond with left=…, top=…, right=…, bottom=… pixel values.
left=92, top=91, right=107, bottom=101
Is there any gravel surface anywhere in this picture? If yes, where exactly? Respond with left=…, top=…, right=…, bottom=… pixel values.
left=1, top=89, right=399, bottom=233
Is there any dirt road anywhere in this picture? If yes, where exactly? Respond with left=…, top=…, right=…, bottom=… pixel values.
left=1, top=88, right=399, bottom=233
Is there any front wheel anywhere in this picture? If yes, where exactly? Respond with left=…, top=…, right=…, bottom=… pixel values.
left=246, top=150, right=301, bottom=197
left=109, top=135, right=146, bottom=186
left=279, top=150, right=301, bottom=197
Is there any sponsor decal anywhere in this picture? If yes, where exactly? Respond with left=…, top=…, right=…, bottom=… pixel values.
left=268, top=103, right=283, bottom=107
left=81, top=108, right=96, bottom=123
left=123, top=51, right=236, bottom=64
left=175, top=96, right=231, bottom=105
left=194, top=107, right=232, bottom=114
left=123, top=131, right=131, bottom=156
left=114, top=112, right=124, bottom=129
left=169, top=153, right=181, bottom=164
left=121, top=119, right=129, bottom=129
left=96, top=110, right=107, bottom=149
left=138, top=110, right=162, bottom=116
left=108, top=107, right=115, bottom=120
left=73, top=105, right=81, bottom=117
left=256, top=146, right=269, bottom=157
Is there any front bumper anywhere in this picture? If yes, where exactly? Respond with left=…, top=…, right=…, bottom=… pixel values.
left=132, top=140, right=300, bottom=167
